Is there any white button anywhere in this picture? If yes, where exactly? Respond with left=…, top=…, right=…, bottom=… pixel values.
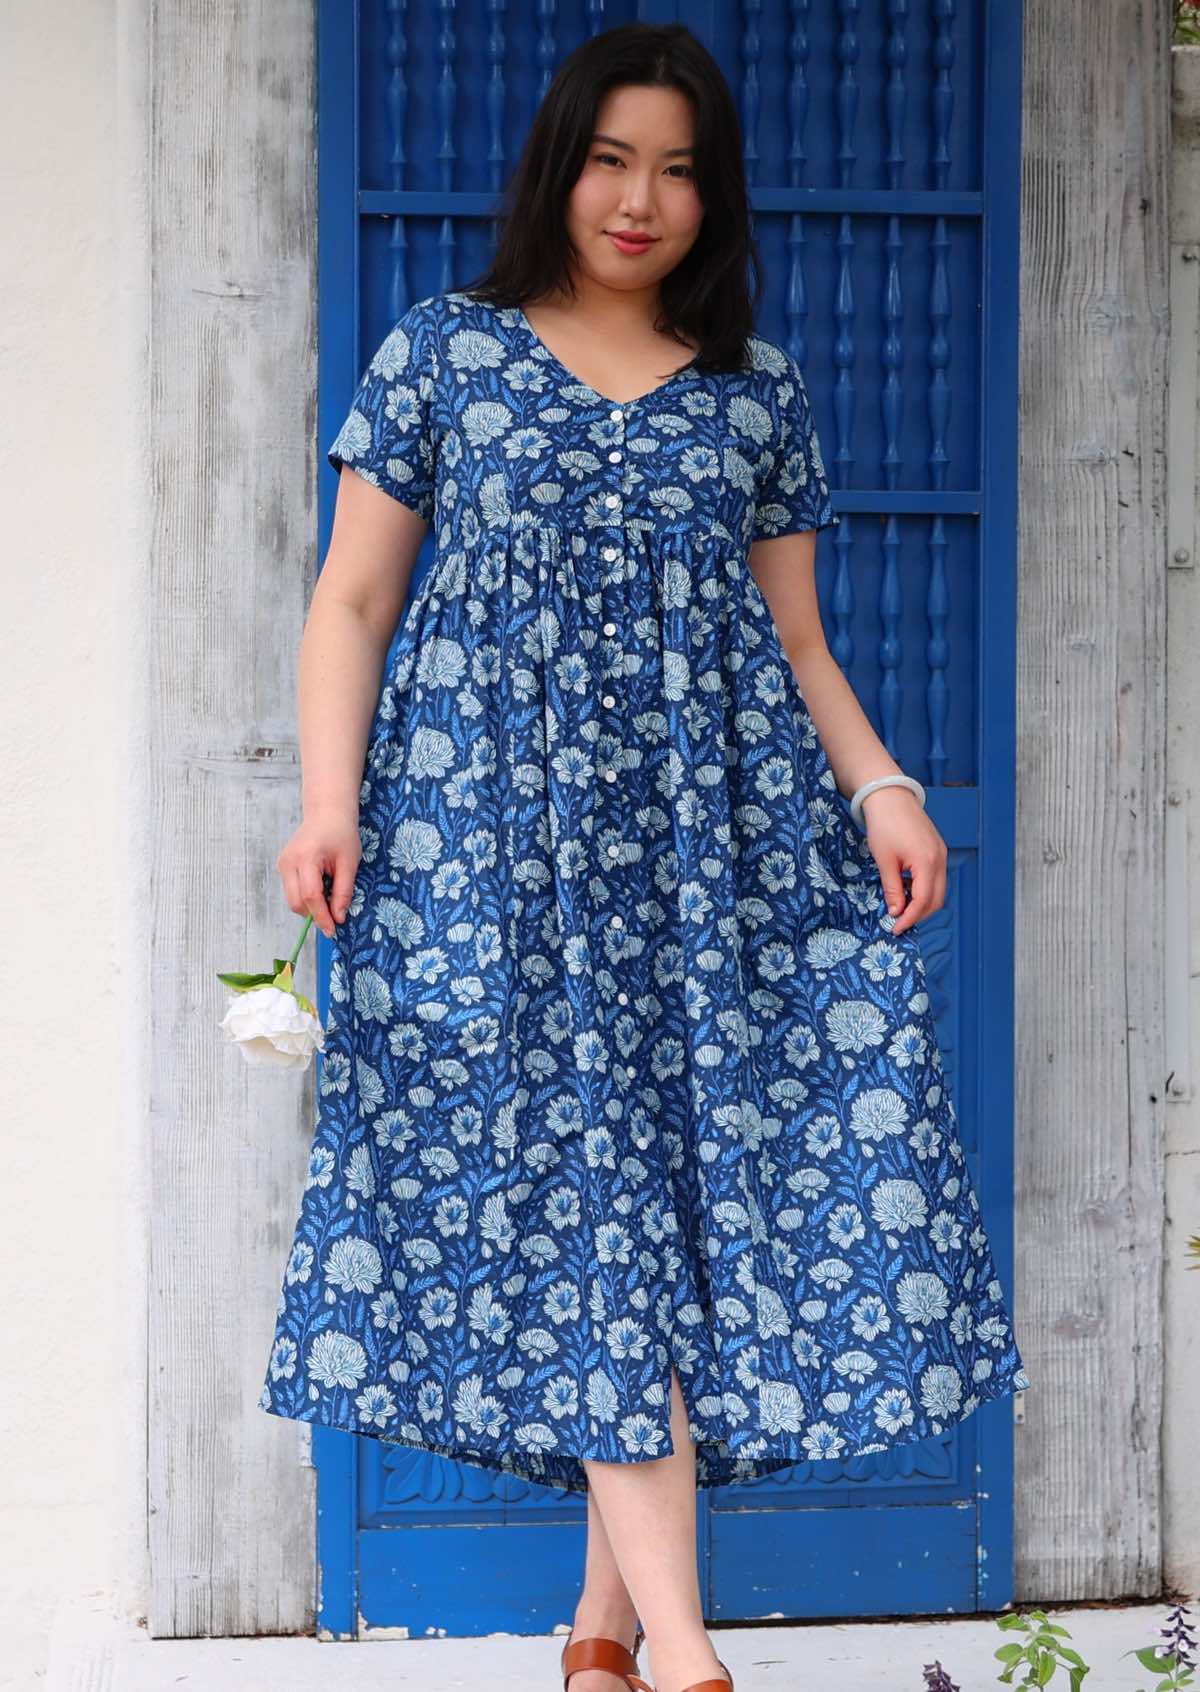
left=602, top=546, right=618, bottom=561
left=607, top=843, right=621, bottom=858
left=608, top=450, right=621, bottom=463
left=610, top=407, right=623, bottom=422
left=617, top=992, right=629, bottom=1005
left=635, top=1135, right=650, bottom=1148
left=603, top=769, right=617, bottom=783
left=606, top=494, right=619, bottom=508
left=611, top=913, right=624, bottom=928
left=602, top=621, right=616, bottom=636
left=602, top=693, right=616, bottom=707
left=626, top=1065, right=637, bottom=1078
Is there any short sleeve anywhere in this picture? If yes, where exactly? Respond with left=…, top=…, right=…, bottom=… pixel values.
left=326, top=298, right=439, bottom=522
left=750, top=351, right=838, bottom=540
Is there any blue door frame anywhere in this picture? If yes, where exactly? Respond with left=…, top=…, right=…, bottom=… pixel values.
left=309, top=0, right=1023, bottom=1638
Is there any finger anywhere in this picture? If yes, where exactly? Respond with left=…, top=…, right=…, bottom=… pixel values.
left=330, top=856, right=360, bottom=924
left=877, top=855, right=908, bottom=919
left=892, top=898, right=916, bottom=934
left=904, top=858, right=939, bottom=926
left=298, top=863, right=336, bottom=938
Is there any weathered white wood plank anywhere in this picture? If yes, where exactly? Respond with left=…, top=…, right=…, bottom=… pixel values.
left=1164, top=44, right=1200, bottom=1602
left=1015, top=0, right=1170, bottom=1597
left=145, top=0, right=318, bottom=1637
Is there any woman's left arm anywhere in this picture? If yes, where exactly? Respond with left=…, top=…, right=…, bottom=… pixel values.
left=749, top=529, right=948, bottom=934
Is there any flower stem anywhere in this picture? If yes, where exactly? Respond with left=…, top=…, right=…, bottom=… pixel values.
left=289, top=914, right=315, bottom=971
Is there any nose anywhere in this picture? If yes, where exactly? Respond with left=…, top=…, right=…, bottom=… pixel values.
left=617, top=171, right=656, bottom=219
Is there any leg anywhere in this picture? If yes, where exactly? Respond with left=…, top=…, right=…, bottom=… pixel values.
left=581, top=1365, right=729, bottom=1692
left=563, top=1486, right=644, bottom=1691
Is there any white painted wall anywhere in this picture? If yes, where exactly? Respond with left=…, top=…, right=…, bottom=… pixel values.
left=0, top=3, right=148, bottom=1689
left=3, top=0, right=319, bottom=1679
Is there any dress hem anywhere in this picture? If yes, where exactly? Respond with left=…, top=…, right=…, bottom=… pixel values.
left=257, top=1363, right=1030, bottom=1499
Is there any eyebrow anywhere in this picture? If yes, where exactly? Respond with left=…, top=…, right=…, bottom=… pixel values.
left=592, top=132, right=695, bottom=158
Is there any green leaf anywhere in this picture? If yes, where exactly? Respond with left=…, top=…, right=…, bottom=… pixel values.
left=1134, top=1647, right=1175, bottom=1672
left=995, top=1643, right=1025, bottom=1663
left=216, top=970, right=276, bottom=989
left=1058, top=1647, right=1088, bottom=1668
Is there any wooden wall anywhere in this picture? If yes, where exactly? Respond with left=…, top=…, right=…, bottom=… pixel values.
left=1014, top=0, right=1170, bottom=1598
left=145, top=0, right=319, bottom=1636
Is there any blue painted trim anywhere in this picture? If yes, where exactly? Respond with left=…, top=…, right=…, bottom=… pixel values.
left=318, top=4, right=359, bottom=569
left=314, top=0, right=362, bottom=1641
left=312, top=1426, right=360, bottom=1638
left=974, top=0, right=1024, bottom=1612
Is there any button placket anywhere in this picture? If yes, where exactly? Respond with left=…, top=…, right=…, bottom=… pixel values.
left=598, top=403, right=633, bottom=1047
left=598, top=401, right=622, bottom=766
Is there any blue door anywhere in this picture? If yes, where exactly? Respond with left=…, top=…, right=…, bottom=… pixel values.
left=311, top=0, right=1023, bottom=1639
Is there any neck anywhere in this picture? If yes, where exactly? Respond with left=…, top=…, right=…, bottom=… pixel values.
left=532, top=273, right=663, bottom=334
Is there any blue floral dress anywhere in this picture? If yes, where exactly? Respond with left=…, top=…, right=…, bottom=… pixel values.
left=258, top=288, right=1030, bottom=1494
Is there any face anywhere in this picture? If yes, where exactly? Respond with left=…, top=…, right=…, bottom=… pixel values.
left=564, top=83, right=705, bottom=293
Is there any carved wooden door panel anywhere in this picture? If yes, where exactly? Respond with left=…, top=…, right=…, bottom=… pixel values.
left=312, top=0, right=1022, bottom=1637
left=679, top=0, right=1024, bottom=1626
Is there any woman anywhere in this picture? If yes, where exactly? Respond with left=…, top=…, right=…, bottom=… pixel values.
left=262, top=22, right=1029, bottom=1692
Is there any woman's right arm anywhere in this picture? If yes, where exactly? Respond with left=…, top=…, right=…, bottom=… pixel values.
left=276, top=465, right=429, bottom=939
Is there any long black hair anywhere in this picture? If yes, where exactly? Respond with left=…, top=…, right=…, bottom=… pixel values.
left=460, top=22, right=764, bottom=373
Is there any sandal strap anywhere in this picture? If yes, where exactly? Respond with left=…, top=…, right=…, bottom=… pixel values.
left=561, top=1634, right=643, bottom=1689
left=681, top=1665, right=734, bottom=1692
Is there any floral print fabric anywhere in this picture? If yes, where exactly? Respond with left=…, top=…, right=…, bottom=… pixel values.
left=258, top=289, right=1029, bottom=1494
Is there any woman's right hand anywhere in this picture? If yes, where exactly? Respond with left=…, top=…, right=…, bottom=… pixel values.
left=276, top=808, right=362, bottom=940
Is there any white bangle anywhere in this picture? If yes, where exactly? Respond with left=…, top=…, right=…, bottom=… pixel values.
left=849, top=773, right=926, bottom=830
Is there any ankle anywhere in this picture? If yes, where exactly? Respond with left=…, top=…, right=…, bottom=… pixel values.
left=643, top=1627, right=726, bottom=1691
left=571, top=1592, right=640, bottom=1647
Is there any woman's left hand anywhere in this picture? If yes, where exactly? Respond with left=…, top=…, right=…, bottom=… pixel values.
left=859, top=787, right=949, bottom=935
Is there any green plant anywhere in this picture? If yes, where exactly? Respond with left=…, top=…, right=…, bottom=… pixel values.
left=1121, top=1601, right=1197, bottom=1691
left=923, top=1599, right=1198, bottom=1691
left=1177, top=1, right=1200, bottom=45
left=993, top=1609, right=1090, bottom=1688
left=923, top=1665, right=961, bottom=1691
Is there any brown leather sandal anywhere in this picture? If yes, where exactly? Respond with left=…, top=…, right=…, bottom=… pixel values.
left=678, top=1667, right=734, bottom=1692
left=560, top=1623, right=654, bottom=1692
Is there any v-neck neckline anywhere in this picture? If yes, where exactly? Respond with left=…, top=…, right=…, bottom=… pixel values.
left=512, top=304, right=699, bottom=411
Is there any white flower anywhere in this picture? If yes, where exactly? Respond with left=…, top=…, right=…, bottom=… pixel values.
left=218, top=983, right=325, bottom=1070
